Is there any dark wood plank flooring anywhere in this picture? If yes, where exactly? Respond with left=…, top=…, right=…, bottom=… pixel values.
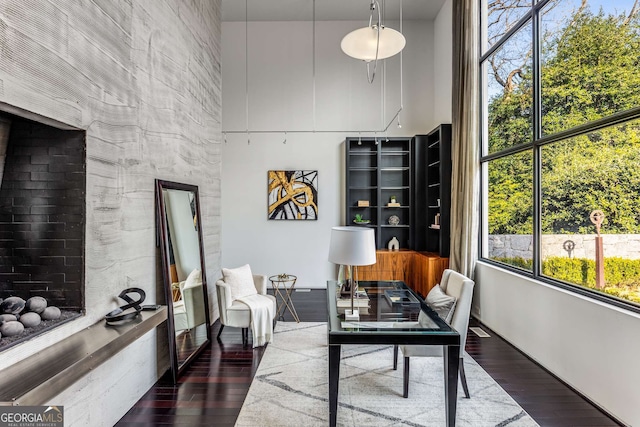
left=117, top=289, right=621, bottom=426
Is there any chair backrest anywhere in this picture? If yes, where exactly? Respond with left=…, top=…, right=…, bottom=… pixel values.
left=440, top=269, right=475, bottom=347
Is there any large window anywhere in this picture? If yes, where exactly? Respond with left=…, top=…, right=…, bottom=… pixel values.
left=480, top=0, right=640, bottom=309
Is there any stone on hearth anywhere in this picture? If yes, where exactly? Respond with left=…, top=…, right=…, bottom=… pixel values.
left=41, top=306, right=61, bottom=320
left=25, top=296, right=47, bottom=314
left=0, top=321, right=24, bottom=337
left=0, top=314, right=17, bottom=322
left=1, top=297, right=26, bottom=315
left=20, top=312, right=42, bottom=328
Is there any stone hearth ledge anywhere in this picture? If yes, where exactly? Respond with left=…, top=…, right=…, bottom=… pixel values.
left=0, top=306, right=167, bottom=406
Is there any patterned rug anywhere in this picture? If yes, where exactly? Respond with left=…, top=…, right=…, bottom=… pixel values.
left=236, top=322, right=539, bottom=427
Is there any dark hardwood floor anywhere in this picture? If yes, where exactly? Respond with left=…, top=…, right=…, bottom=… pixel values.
left=117, top=289, right=622, bottom=426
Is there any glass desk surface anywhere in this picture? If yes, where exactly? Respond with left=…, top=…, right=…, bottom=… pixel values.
left=327, top=280, right=459, bottom=342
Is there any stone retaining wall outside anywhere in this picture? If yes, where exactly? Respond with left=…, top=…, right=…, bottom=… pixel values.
left=488, top=234, right=640, bottom=260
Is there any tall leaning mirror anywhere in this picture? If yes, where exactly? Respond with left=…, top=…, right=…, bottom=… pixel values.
left=156, top=179, right=211, bottom=383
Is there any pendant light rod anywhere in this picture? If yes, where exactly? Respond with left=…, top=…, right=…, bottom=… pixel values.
left=366, top=0, right=381, bottom=83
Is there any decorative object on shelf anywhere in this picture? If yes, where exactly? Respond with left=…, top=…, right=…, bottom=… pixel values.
left=357, top=200, right=370, bottom=207
left=435, top=213, right=441, bottom=226
left=353, top=213, right=371, bottom=224
left=340, top=0, right=405, bottom=83
left=388, top=236, right=399, bottom=251
left=268, top=170, right=318, bottom=220
left=388, top=196, right=400, bottom=207
left=104, top=288, right=146, bottom=325
left=388, top=215, right=400, bottom=226
left=328, top=227, right=376, bottom=321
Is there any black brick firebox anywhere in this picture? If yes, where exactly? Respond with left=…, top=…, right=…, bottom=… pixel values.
left=0, top=113, right=85, bottom=312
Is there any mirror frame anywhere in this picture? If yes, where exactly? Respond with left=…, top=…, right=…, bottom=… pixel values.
left=155, top=179, right=211, bottom=383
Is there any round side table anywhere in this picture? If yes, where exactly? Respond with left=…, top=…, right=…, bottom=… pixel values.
left=269, top=274, right=300, bottom=323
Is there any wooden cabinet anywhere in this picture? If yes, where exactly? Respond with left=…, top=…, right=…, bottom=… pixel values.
left=357, top=250, right=449, bottom=298
left=410, top=252, right=450, bottom=297
left=413, top=125, right=451, bottom=257
left=357, top=249, right=414, bottom=282
left=346, top=137, right=413, bottom=250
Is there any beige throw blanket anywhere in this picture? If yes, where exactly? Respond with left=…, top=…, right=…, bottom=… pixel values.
left=237, top=294, right=274, bottom=347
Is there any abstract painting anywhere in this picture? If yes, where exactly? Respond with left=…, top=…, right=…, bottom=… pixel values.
left=268, top=170, right=318, bottom=220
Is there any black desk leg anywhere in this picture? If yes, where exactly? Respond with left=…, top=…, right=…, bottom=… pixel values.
left=444, top=344, right=460, bottom=427
left=329, top=344, right=341, bottom=427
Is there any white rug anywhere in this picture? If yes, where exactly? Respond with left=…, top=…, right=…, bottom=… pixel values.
left=236, top=322, right=539, bottom=427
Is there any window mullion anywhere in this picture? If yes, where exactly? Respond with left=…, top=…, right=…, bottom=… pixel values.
left=532, top=2, right=542, bottom=279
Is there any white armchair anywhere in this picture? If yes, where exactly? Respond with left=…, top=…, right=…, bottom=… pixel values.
left=173, top=271, right=207, bottom=332
left=215, top=274, right=276, bottom=346
left=393, top=269, right=475, bottom=398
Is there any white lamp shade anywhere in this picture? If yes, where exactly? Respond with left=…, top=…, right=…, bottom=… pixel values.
left=340, top=26, right=406, bottom=62
left=328, top=226, right=377, bottom=266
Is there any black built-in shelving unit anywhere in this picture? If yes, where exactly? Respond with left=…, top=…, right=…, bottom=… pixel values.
left=413, top=124, right=451, bottom=256
left=345, top=137, right=412, bottom=250
left=345, top=125, right=451, bottom=255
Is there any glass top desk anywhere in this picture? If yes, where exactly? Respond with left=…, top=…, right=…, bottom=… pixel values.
left=327, top=280, right=460, bottom=427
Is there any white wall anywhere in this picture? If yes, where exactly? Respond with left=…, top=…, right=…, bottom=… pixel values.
left=0, top=1, right=222, bottom=425
left=221, top=19, right=444, bottom=287
left=433, top=0, right=453, bottom=125
left=475, top=262, right=640, bottom=426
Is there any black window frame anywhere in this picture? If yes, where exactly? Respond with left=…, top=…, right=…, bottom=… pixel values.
left=478, top=0, right=640, bottom=314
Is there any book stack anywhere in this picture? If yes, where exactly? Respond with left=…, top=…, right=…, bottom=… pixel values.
left=337, top=291, right=370, bottom=315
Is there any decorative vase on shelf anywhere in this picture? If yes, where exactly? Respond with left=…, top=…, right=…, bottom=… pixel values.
left=388, top=236, right=399, bottom=251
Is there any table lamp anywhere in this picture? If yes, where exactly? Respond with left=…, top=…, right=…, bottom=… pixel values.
left=328, top=226, right=376, bottom=320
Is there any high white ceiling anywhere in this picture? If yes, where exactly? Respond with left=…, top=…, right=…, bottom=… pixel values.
left=222, top=0, right=447, bottom=22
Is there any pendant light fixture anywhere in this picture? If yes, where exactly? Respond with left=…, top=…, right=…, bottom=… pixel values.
left=341, top=0, right=405, bottom=83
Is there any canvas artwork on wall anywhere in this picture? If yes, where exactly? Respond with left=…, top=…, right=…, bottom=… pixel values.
left=268, top=170, right=318, bottom=220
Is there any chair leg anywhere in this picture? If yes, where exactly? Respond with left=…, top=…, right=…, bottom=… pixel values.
left=242, top=328, right=248, bottom=347
left=459, top=357, right=470, bottom=398
left=216, top=324, right=224, bottom=339
left=393, top=345, right=399, bottom=370
left=403, top=357, right=410, bottom=398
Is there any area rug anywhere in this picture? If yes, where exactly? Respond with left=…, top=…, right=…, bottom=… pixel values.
left=235, top=322, right=539, bottom=427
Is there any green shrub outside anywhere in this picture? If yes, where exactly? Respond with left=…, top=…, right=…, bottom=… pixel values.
left=490, top=256, right=640, bottom=303
left=492, top=257, right=533, bottom=270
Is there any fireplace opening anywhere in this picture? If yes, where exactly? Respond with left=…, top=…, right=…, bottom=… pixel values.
left=0, top=112, right=85, bottom=351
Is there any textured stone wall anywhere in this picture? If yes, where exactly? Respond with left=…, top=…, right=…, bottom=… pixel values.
left=489, top=234, right=640, bottom=260
left=0, top=0, right=222, bottom=425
